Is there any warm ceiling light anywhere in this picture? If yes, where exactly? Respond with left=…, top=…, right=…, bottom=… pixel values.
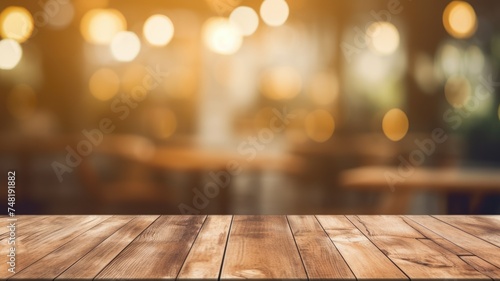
left=367, top=21, right=400, bottom=55
left=0, top=39, right=22, bottom=70
left=110, top=31, right=141, bottom=62
left=260, top=0, right=289, bottom=27
left=443, top=1, right=477, bottom=39
left=143, top=14, right=174, bottom=46
left=0, top=6, right=34, bottom=43
left=202, top=17, right=242, bottom=55
left=230, top=6, right=259, bottom=36
left=80, top=9, right=126, bottom=44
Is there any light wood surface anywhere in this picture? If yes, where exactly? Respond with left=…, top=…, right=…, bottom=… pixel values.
left=3, top=215, right=499, bottom=280
left=220, top=215, right=308, bottom=280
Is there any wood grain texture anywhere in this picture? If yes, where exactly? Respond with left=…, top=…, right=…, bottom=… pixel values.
left=11, top=216, right=134, bottom=280
left=408, top=215, right=500, bottom=268
left=0, top=215, right=111, bottom=279
left=287, top=215, right=355, bottom=280
left=57, top=215, right=159, bottom=280
left=316, top=215, right=408, bottom=280
left=348, top=215, right=488, bottom=280
left=221, top=215, right=307, bottom=281
left=435, top=215, right=500, bottom=247
left=177, top=215, right=232, bottom=281
left=0, top=216, right=48, bottom=236
left=461, top=256, right=500, bottom=281
left=96, top=215, right=206, bottom=280
left=401, top=216, right=471, bottom=255
left=0, top=216, right=82, bottom=242
left=4, top=215, right=498, bottom=281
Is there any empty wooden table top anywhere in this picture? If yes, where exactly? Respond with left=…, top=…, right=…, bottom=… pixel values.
left=2, top=215, right=499, bottom=280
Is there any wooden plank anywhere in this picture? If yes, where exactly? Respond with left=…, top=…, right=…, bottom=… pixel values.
left=0, top=215, right=48, bottom=236
left=11, top=216, right=134, bottom=280
left=0, top=216, right=80, bottom=241
left=220, top=216, right=307, bottom=281
left=408, top=216, right=500, bottom=268
left=348, top=215, right=488, bottom=280
left=401, top=216, right=471, bottom=255
left=57, top=215, right=159, bottom=280
left=0, top=215, right=111, bottom=279
left=178, top=215, right=233, bottom=281
left=435, top=215, right=500, bottom=247
left=96, top=215, right=206, bottom=280
left=317, top=215, right=408, bottom=280
left=287, top=215, right=355, bottom=280
left=461, top=256, right=500, bottom=281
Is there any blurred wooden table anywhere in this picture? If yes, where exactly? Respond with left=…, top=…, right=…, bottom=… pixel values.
left=3, top=215, right=499, bottom=280
left=340, top=166, right=500, bottom=213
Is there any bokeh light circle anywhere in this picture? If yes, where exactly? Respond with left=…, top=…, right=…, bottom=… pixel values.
left=382, top=108, right=409, bottom=141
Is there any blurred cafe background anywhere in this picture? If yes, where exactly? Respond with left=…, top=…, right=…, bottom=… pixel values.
left=1, top=0, right=499, bottom=215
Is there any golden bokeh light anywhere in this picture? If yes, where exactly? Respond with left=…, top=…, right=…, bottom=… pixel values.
left=443, top=1, right=477, bottom=39
left=89, top=68, right=120, bottom=101
left=229, top=6, right=259, bottom=36
left=260, top=0, right=289, bottom=27
left=7, top=84, right=37, bottom=120
left=382, top=108, right=409, bottom=141
left=150, top=108, right=177, bottom=139
left=261, top=66, right=302, bottom=100
left=0, top=39, right=22, bottom=70
left=203, top=17, right=242, bottom=55
left=80, top=9, right=126, bottom=44
left=0, top=6, right=34, bottom=43
left=305, top=109, right=335, bottom=143
left=367, top=21, right=400, bottom=55
left=445, top=75, right=471, bottom=108
left=307, top=71, right=339, bottom=105
left=110, top=31, right=141, bottom=62
left=143, top=14, right=174, bottom=46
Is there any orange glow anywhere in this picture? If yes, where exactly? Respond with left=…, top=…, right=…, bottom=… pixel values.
left=443, top=1, right=477, bottom=39
left=80, top=9, right=126, bottom=44
left=382, top=108, right=409, bottom=141
left=305, top=109, right=335, bottom=143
